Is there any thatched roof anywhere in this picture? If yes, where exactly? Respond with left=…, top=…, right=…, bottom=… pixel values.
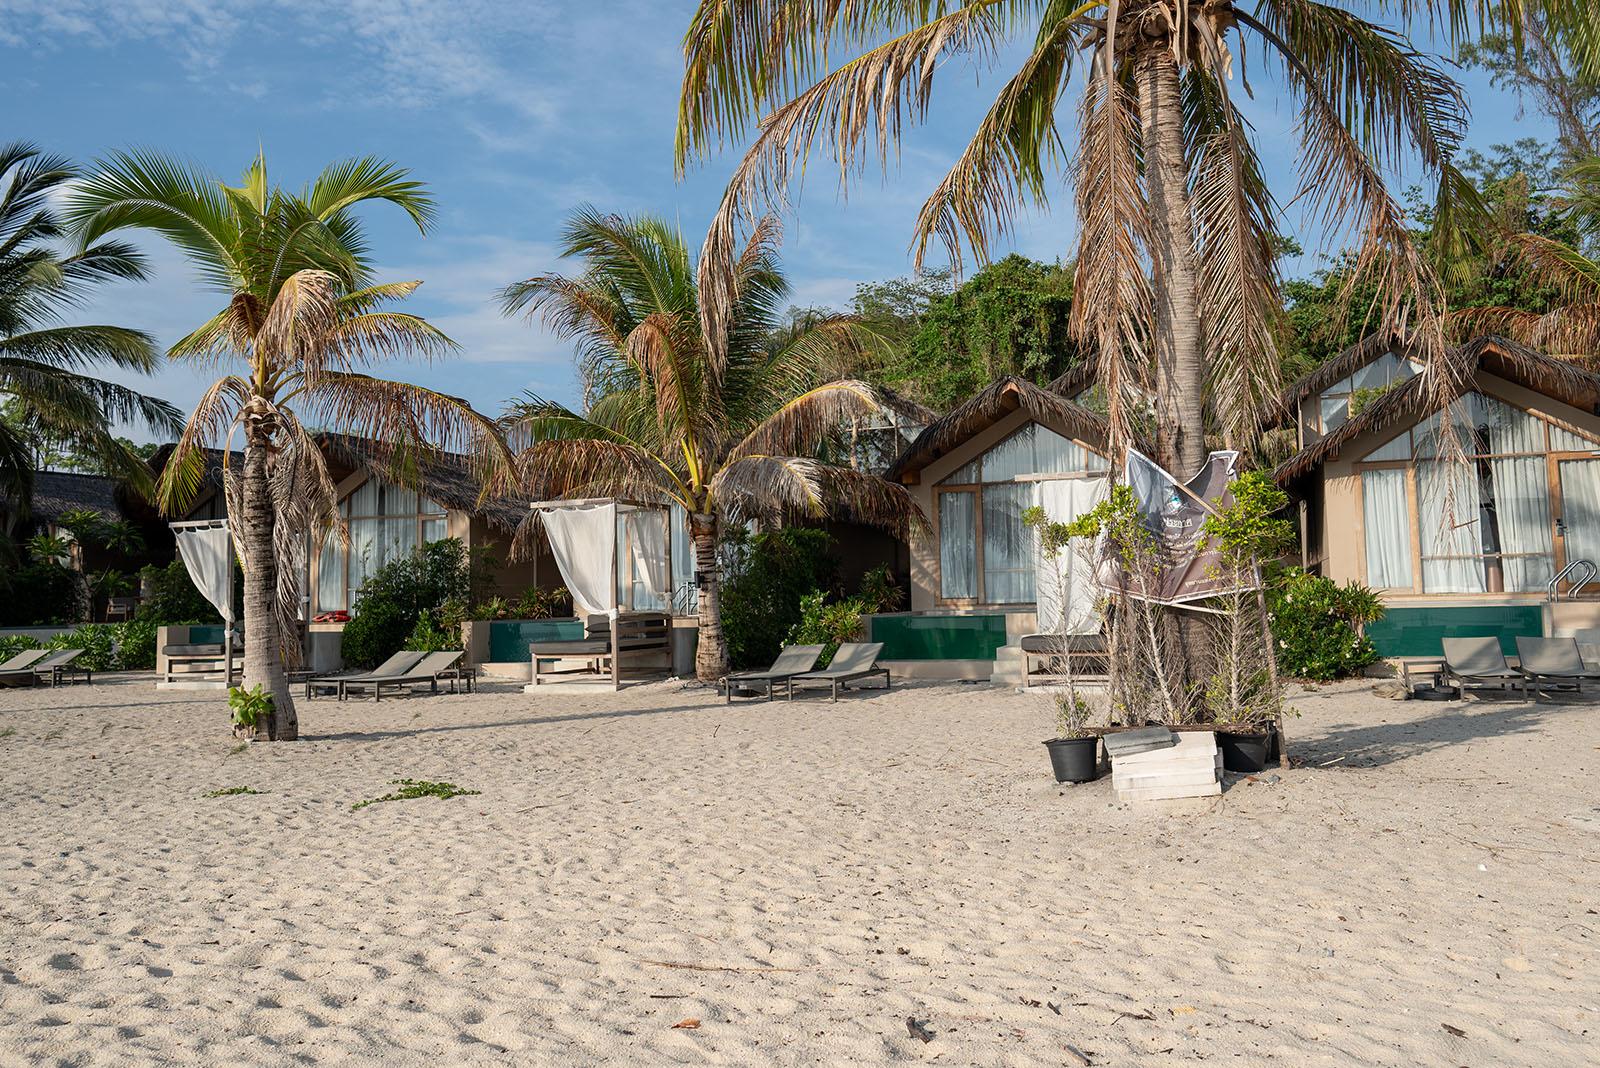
left=25, top=470, right=122, bottom=524
left=885, top=376, right=1111, bottom=484
left=1275, top=331, right=1408, bottom=417
left=317, top=434, right=531, bottom=532
left=1274, top=335, right=1600, bottom=484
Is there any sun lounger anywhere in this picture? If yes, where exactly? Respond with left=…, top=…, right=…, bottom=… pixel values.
left=720, top=645, right=823, bottom=703
left=0, top=649, right=47, bottom=673
left=1441, top=637, right=1527, bottom=698
left=1021, top=632, right=1109, bottom=687
left=338, top=650, right=465, bottom=702
left=1514, top=636, right=1600, bottom=695
left=37, top=648, right=91, bottom=685
left=304, top=650, right=423, bottom=699
left=787, top=642, right=891, bottom=702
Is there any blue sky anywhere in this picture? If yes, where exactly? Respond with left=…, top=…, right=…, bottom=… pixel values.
left=1, top=1, right=1550, bottom=441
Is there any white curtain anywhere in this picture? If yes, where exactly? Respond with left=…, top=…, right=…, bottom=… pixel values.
left=1560, top=459, right=1600, bottom=573
left=173, top=524, right=235, bottom=624
left=982, top=482, right=1035, bottom=603
left=540, top=502, right=618, bottom=616
left=622, top=507, right=669, bottom=610
left=1489, top=455, right=1554, bottom=591
left=1361, top=469, right=1413, bottom=589
left=939, top=492, right=977, bottom=599
left=1418, top=461, right=1487, bottom=593
left=1034, top=477, right=1108, bottom=634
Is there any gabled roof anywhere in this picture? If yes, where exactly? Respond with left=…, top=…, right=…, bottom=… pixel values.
left=25, top=470, right=122, bottom=524
left=317, top=433, right=531, bottom=532
left=885, top=376, right=1111, bottom=484
left=1275, top=331, right=1407, bottom=416
left=1274, top=335, right=1600, bottom=484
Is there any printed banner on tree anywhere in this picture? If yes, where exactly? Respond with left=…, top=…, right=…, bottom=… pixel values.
left=1096, top=449, right=1258, bottom=606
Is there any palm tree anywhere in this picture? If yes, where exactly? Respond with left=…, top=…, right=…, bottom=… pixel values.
left=66, top=152, right=506, bottom=740
left=498, top=207, right=922, bottom=681
left=0, top=143, right=181, bottom=516
left=671, top=2, right=1598, bottom=476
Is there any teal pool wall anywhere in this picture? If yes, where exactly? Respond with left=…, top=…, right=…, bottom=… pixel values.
left=868, top=614, right=1009, bottom=661
left=1364, top=604, right=1545, bottom=657
left=489, top=619, right=585, bottom=662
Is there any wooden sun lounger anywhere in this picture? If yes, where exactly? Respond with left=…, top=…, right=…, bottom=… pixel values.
left=1441, top=637, right=1528, bottom=698
left=787, top=642, right=891, bottom=702
left=530, top=612, right=671, bottom=690
left=0, top=649, right=48, bottom=673
left=720, top=645, right=823, bottom=703
left=1515, top=636, right=1600, bottom=696
left=338, top=651, right=466, bottom=702
left=304, top=650, right=423, bottom=699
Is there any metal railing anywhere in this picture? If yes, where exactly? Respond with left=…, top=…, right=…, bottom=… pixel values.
left=1547, top=558, right=1597, bottom=601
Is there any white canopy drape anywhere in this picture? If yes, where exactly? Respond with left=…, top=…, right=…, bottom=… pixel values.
left=539, top=502, right=619, bottom=617
left=1034, top=477, right=1108, bottom=635
left=172, top=522, right=235, bottom=625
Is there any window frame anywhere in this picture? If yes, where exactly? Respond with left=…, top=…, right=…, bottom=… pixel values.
left=934, top=423, right=1108, bottom=607
left=315, top=476, right=451, bottom=613
left=1353, top=394, right=1600, bottom=597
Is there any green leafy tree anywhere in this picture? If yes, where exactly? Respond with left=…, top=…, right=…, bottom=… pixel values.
left=66, top=152, right=506, bottom=740
left=0, top=143, right=181, bottom=515
left=497, top=207, right=921, bottom=681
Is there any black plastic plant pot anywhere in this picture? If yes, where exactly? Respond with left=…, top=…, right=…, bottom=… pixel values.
left=1043, top=736, right=1100, bottom=783
left=1217, top=730, right=1270, bottom=773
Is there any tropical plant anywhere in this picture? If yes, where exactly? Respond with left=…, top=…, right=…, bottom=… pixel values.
left=1265, top=568, right=1384, bottom=681
left=855, top=564, right=905, bottom=614
left=497, top=207, right=922, bottom=680
left=0, top=143, right=181, bottom=515
left=341, top=538, right=474, bottom=668
left=716, top=525, right=837, bottom=669
left=228, top=684, right=273, bottom=737
left=785, top=589, right=865, bottom=668
left=65, top=152, right=507, bottom=740
left=677, top=3, right=1560, bottom=473
left=511, top=585, right=571, bottom=620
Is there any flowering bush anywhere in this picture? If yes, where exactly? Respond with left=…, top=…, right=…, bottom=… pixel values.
left=1265, top=569, right=1384, bottom=681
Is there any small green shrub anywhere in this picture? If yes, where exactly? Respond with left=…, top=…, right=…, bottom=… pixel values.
left=341, top=539, right=473, bottom=669
left=404, top=608, right=461, bottom=652
left=0, top=635, right=40, bottom=662
left=111, top=617, right=158, bottom=671
left=512, top=585, right=571, bottom=620
left=786, top=590, right=865, bottom=667
left=1266, top=569, right=1384, bottom=681
left=228, top=684, right=273, bottom=732
left=46, top=624, right=117, bottom=671
left=203, top=785, right=263, bottom=798
left=856, top=564, right=905, bottom=613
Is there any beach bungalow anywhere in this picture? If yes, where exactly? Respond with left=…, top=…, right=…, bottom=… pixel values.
left=1275, top=334, right=1600, bottom=656
left=875, top=375, right=1113, bottom=681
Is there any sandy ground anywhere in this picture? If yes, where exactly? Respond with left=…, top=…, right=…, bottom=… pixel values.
left=1, top=672, right=1597, bottom=1068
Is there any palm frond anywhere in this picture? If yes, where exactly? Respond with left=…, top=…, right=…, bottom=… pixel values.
left=727, top=379, right=900, bottom=461
left=156, top=376, right=251, bottom=516
left=710, top=454, right=926, bottom=535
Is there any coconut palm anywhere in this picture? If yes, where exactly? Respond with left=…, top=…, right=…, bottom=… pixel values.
left=0, top=142, right=181, bottom=515
left=671, top=2, right=1599, bottom=477
left=499, top=207, right=923, bottom=681
left=65, top=151, right=506, bottom=740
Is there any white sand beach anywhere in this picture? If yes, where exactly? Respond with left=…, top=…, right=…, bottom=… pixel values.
left=1, top=675, right=1596, bottom=1067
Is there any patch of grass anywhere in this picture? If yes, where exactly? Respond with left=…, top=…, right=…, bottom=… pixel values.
left=351, top=779, right=480, bottom=812
left=203, top=786, right=264, bottom=798
left=227, top=742, right=249, bottom=756
left=0, top=727, right=15, bottom=739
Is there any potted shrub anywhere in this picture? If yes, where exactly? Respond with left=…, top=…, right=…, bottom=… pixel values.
left=1043, top=692, right=1100, bottom=783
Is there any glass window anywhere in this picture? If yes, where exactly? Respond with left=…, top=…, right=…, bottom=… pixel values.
left=316, top=476, right=450, bottom=612
left=933, top=422, right=1108, bottom=603
left=1318, top=352, right=1421, bottom=431
left=1358, top=393, right=1562, bottom=595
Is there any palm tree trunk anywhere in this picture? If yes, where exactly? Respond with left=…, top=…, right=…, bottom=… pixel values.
left=1137, top=41, right=1208, bottom=717
left=1136, top=42, right=1206, bottom=481
left=239, top=435, right=297, bottom=740
left=689, top=511, right=729, bottom=682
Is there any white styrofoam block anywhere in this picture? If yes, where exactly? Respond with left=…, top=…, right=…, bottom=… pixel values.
left=1113, top=769, right=1221, bottom=790
left=1114, top=781, right=1223, bottom=802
